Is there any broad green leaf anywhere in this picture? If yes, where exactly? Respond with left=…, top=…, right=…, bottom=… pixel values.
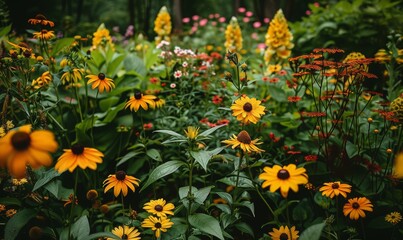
left=179, top=186, right=198, bottom=199
left=214, top=192, right=233, bottom=205
left=346, top=141, right=358, bottom=158
left=299, top=222, right=326, bottom=240
left=190, top=147, right=225, bottom=171
left=32, top=168, right=61, bottom=192
left=194, top=186, right=213, bottom=204
left=146, top=149, right=162, bottom=162
left=99, top=96, right=120, bottom=112
left=5, top=208, right=38, bottom=240
left=154, top=129, right=186, bottom=138
left=51, top=38, right=75, bottom=55
left=199, top=124, right=226, bottom=137
left=0, top=24, right=12, bottom=37
left=82, top=232, right=119, bottom=240
left=117, top=151, right=142, bottom=166
left=71, top=215, right=90, bottom=240
left=107, top=53, right=126, bottom=77
left=123, top=54, right=147, bottom=78
left=188, top=213, right=224, bottom=240
left=140, top=160, right=186, bottom=192
left=44, top=180, right=73, bottom=199
left=239, top=201, right=255, bottom=217
left=102, top=102, right=125, bottom=123
left=234, top=222, right=254, bottom=237
left=0, top=197, right=21, bottom=207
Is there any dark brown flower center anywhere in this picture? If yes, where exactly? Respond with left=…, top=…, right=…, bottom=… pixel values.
left=71, top=144, right=84, bottom=155
left=331, top=183, right=339, bottom=189
left=11, top=132, right=31, bottom=151
left=243, top=102, right=253, bottom=112
left=116, top=170, right=126, bottom=181
left=154, top=97, right=160, bottom=101
left=41, top=29, right=48, bottom=34
left=277, top=169, right=290, bottom=180
left=352, top=202, right=360, bottom=209
left=155, top=205, right=163, bottom=212
left=98, top=73, right=105, bottom=80
left=134, top=92, right=142, bottom=99
left=236, top=130, right=251, bottom=144
left=280, top=233, right=289, bottom=240
left=122, top=234, right=128, bottom=239
left=155, top=222, right=162, bottom=228
left=35, top=14, right=47, bottom=20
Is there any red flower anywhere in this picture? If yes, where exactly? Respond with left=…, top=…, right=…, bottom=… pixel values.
left=288, top=96, right=301, bottom=102
left=304, top=155, right=318, bottom=162
left=212, top=95, right=223, bottom=105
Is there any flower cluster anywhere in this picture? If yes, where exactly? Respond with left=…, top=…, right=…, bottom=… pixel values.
left=224, top=16, right=243, bottom=53
left=154, top=6, right=172, bottom=44
left=141, top=198, right=175, bottom=238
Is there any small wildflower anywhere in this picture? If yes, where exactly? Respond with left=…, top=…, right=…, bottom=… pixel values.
left=385, top=212, right=402, bottom=225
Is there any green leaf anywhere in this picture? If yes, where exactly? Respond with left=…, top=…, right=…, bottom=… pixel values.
left=238, top=201, right=255, bottom=217
left=188, top=213, right=224, bottom=240
left=71, top=215, right=90, bottom=240
left=102, top=102, right=125, bottom=123
left=99, top=96, right=120, bottom=112
left=32, top=168, right=61, bottom=192
left=299, top=222, right=326, bottom=240
left=154, top=129, right=186, bottom=139
left=146, top=149, right=162, bottom=162
left=51, top=38, right=75, bottom=55
left=0, top=197, right=21, bottom=207
left=179, top=186, right=198, bottom=200
left=5, top=208, right=38, bottom=240
left=199, top=124, right=226, bottom=137
left=107, top=53, right=126, bottom=77
left=346, top=141, right=358, bottom=158
left=140, top=160, right=186, bottom=192
left=117, top=151, right=142, bottom=166
left=0, top=24, right=12, bottom=37
left=234, top=222, right=254, bottom=237
left=190, top=147, right=224, bottom=171
left=194, top=186, right=214, bottom=204
left=214, top=192, right=233, bottom=205
left=82, top=232, right=120, bottom=240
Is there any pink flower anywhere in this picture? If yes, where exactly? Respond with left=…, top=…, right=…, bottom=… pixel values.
left=251, top=32, right=258, bottom=40
left=257, top=43, right=266, bottom=50
left=263, top=18, right=270, bottom=23
left=191, top=26, right=198, bottom=34
left=174, top=70, right=182, bottom=79
left=192, top=15, right=199, bottom=21
left=170, top=83, right=176, bottom=88
left=211, top=21, right=217, bottom=26
left=238, top=7, right=246, bottom=13
left=243, top=17, right=250, bottom=23
left=209, top=14, right=214, bottom=19
left=253, top=21, right=261, bottom=28
left=314, top=2, right=320, bottom=7
left=245, top=11, right=253, bottom=17
left=182, top=17, right=190, bottom=23
left=214, top=13, right=220, bottom=18
left=306, top=10, right=311, bottom=15
left=218, top=17, right=226, bottom=23
left=199, top=19, right=208, bottom=26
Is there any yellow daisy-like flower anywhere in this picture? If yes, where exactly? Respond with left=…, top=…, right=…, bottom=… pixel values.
left=343, top=197, right=373, bottom=220
left=54, top=144, right=104, bottom=173
left=92, top=24, right=114, bottom=49
left=222, top=130, right=264, bottom=153
left=28, top=14, right=55, bottom=27
left=393, top=151, right=403, bottom=178
left=141, top=215, right=174, bottom=238
left=33, top=30, right=55, bottom=41
left=103, top=171, right=140, bottom=197
left=319, top=181, right=352, bottom=199
left=224, top=16, right=243, bottom=53
left=385, top=212, right=402, bottom=225
left=269, top=226, right=299, bottom=240
left=259, top=164, right=308, bottom=198
left=231, top=96, right=265, bottom=124
left=184, top=126, right=199, bottom=140
left=86, top=73, right=115, bottom=93
left=61, top=68, right=84, bottom=85
left=125, top=92, right=156, bottom=112
left=143, top=198, right=175, bottom=217
left=32, top=71, right=52, bottom=89
left=154, top=6, right=172, bottom=43
left=152, top=97, right=166, bottom=109
left=0, top=125, right=58, bottom=178
left=107, top=225, right=141, bottom=240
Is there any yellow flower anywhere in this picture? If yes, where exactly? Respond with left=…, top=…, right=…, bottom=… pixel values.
left=152, top=97, right=166, bottom=109
left=267, top=64, right=282, bottom=75
left=107, top=225, right=141, bottom=240
left=141, top=215, right=174, bottom=238
left=33, top=30, right=55, bottom=41
left=55, top=144, right=104, bottom=173
left=143, top=198, right=175, bottom=217
left=103, top=171, right=140, bottom=197
left=231, top=96, right=265, bottom=124
left=224, top=16, right=243, bottom=53
left=32, top=71, right=52, bottom=89
left=6, top=209, right=17, bottom=218
left=269, top=226, right=299, bottom=240
left=319, top=181, right=352, bottom=198
left=343, top=197, right=373, bottom=220
left=393, top=152, right=403, bottom=178
left=28, top=14, right=55, bottom=27
left=184, top=126, right=199, bottom=140
left=60, top=58, right=69, bottom=68
left=0, top=127, right=5, bottom=138
left=61, top=68, right=84, bottom=85
left=86, top=73, right=115, bottom=93
left=385, top=212, right=402, bottom=225
left=154, top=6, right=172, bottom=43
left=390, top=95, right=403, bottom=122
left=259, top=164, right=308, bottom=198
left=125, top=92, right=156, bottom=112
left=0, top=125, right=58, bottom=178
left=6, top=120, right=14, bottom=130
left=222, top=130, right=264, bottom=153
left=92, top=24, right=114, bottom=49
left=12, top=178, right=28, bottom=186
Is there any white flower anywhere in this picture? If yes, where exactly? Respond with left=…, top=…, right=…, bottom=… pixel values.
left=170, top=83, right=176, bottom=88
left=174, top=70, right=182, bottom=79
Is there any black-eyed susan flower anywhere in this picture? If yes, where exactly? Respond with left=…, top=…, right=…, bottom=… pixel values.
left=152, top=97, right=166, bottom=109
left=0, top=125, right=58, bottom=178
left=143, top=198, right=175, bottom=217
left=86, top=189, right=98, bottom=201
left=125, top=92, right=156, bottom=112
left=385, top=211, right=402, bottom=225
left=28, top=14, right=55, bottom=27
left=107, top=225, right=141, bottom=240
left=61, top=68, right=84, bottom=85
left=55, top=144, right=103, bottom=173
left=269, top=225, right=299, bottom=240
left=343, top=197, right=373, bottom=220
left=141, top=215, right=174, bottom=238
left=33, top=30, right=55, bottom=41
left=231, top=96, right=265, bottom=124
left=86, top=73, right=115, bottom=93
left=319, top=181, right=352, bottom=199
left=103, top=171, right=140, bottom=197
left=259, top=164, right=308, bottom=198
left=32, top=71, right=52, bottom=89
left=222, top=130, right=264, bottom=153
left=184, top=126, right=199, bottom=140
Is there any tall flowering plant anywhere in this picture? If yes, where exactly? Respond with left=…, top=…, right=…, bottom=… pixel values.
left=154, top=6, right=172, bottom=44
